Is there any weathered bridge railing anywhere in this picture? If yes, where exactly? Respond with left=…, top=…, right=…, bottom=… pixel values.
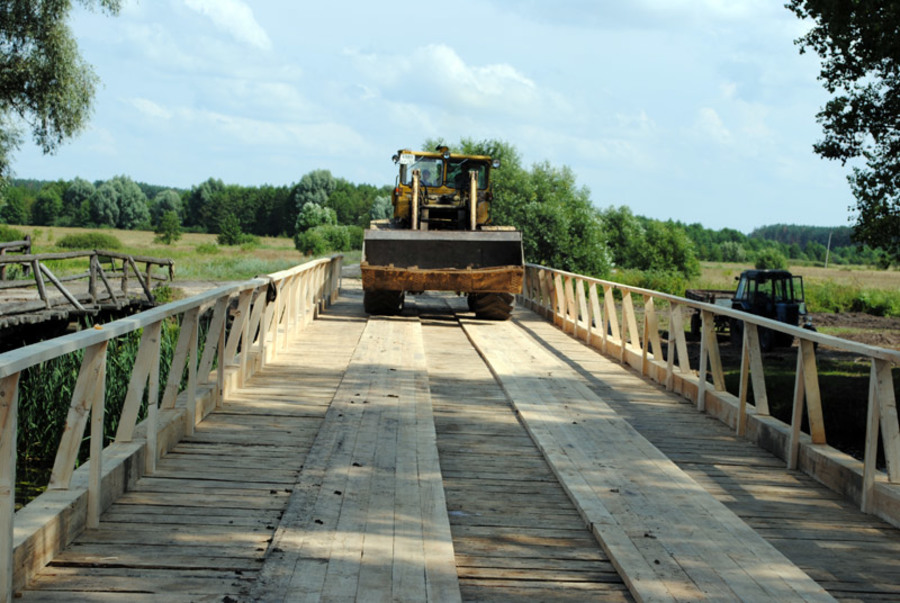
left=0, top=249, right=174, bottom=312
left=0, top=254, right=342, bottom=602
left=519, top=263, right=900, bottom=527
left=0, top=238, right=31, bottom=281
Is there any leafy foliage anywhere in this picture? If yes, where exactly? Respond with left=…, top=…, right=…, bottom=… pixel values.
left=754, top=248, right=788, bottom=270
left=0, top=223, right=24, bottom=241
left=600, top=206, right=699, bottom=278
left=457, top=138, right=611, bottom=277
left=154, top=210, right=182, bottom=245
left=787, top=0, right=900, bottom=263
left=296, top=202, right=337, bottom=232
left=216, top=213, right=252, bottom=246
left=149, top=189, right=183, bottom=227
left=0, top=0, right=121, bottom=179
left=56, top=231, right=123, bottom=250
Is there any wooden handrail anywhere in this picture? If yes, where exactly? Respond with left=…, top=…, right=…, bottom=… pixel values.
left=519, top=263, right=900, bottom=526
left=1, top=254, right=343, bottom=601
left=0, top=249, right=174, bottom=310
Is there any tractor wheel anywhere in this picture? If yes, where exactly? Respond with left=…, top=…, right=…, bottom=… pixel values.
left=468, top=292, right=514, bottom=321
left=363, top=289, right=404, bottom=315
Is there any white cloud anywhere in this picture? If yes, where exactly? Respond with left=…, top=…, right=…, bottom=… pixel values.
left=128, top=98, right=172, bottom=120
left=694, top=107, right=731, bottom=144
left=183, top=0, right=272, bottom=50
left=347, top=44, right=567, bottom=118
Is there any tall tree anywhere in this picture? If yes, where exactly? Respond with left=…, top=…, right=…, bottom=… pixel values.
left=787, top=0, right=900, bottom=261
left=0, top=0, right=121, bottom=178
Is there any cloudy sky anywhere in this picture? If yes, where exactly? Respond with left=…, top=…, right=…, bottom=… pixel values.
left=13, top=0, right=854, bottom=231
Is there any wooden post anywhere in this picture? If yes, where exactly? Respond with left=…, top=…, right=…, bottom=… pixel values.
left=115, top=322, right=162, bottom=443
left=89, top=255, right=98, bottom=303
left=863, top=360, right=882, bottom=513
left=49, top=342, right=108, bottom=490
left=603, top=285, right=619, bottom=356
left=146, top=326, right=161, bottom=474
left=588, top=283, right=601, bottom=348
left=788, top=347, right=807, bottom=470
left=88, top=342, right=108, bottom=529
left=1, top=373, right=20, bottom=603
left=863, top=358, right=900, bottom=513
left=553, top=274, right=565, bottom=328
left=697, top=310, right=712, bottom=412
left=738, top=327, right=752, bottom=436
left=218, top=310, right=226, bottom=409
left=563, top=277, right=577, bottom=335
left=32, top=260, right=49, bottom=308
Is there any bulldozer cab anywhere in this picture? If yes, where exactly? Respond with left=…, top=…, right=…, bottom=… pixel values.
left=392, top=147, right=498, bottom=230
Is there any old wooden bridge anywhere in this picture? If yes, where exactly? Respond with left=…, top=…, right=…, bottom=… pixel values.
left=3, top=255, right=900, bottom=601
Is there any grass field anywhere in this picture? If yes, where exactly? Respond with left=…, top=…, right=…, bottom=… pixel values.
left=697, top=261, right=900, bottom=290
left=10, top=225, right=353, bottom=282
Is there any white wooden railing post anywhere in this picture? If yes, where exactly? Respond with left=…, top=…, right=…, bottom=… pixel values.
left=87, top=341, right=108, bottom=529
left=1, top=373, right=20, bottom=603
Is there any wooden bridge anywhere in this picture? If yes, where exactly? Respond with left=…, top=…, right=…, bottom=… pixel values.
left=3, top=256, right=900, bottom=601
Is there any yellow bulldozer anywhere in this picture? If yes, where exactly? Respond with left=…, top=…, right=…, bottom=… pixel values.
left=361, top=146, right=524, bottom=320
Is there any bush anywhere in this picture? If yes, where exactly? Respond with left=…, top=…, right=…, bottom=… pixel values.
left=348, top=225, right=364, bottom=250
left=294, top=227, right=330, bottom=257
left=195, top=242, right=219, bottom=254
left=754, top=248, right=787, bottom=270
left=0, top=224, right=25, bottom=242
left=294, top=224, right=353, bottom=256
left=57, top=232, right=123, bottom=250
left=615, top=269, right=689, bottom=296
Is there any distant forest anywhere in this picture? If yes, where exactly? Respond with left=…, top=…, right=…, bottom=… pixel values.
left=0, top=175, right=886, bottom=272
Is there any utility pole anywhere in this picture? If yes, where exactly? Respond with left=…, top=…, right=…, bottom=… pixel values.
left=824, top=231, right=832, bottom=268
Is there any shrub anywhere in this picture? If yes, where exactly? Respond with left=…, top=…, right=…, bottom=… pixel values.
left=348, top=225, right=364, bottom=250
left=195, top=242, right=219, bottom=254
left=754, top=248, right=787, bottom=270
left=57, top=232, right=123, bottom=250
left=294, top=227, right=330, bottom=257
left=217, top=214, right=244, bottom=246
left=0, top=224, right=24, bottom=242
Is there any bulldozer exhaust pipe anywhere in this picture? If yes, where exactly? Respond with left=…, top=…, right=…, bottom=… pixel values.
left=469, top=170, right=477, bottom=231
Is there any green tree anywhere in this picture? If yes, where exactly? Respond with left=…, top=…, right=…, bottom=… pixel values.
left=88, top=182, right=118, bottom=226
left=0, top=194, right=28, bottom=224
left=293, top=170, right=336, bottom=209
left=150, top=189, right=183, bottom=227
left=0, top=1, right=121, bottom=179
left=185, top=177, right=224, bottom=232
left=755, top=248, right=788, bottom=270
left=295, top=202, right=337, bottom=232
left=787, top=0, right=900, bottom=262
left=154, top=210, right=181, bottom=245
left=31, top=188, right=63, bottom=225
left=108, top=175, right=149, bottom=229
left=456, top=138, right=611, bottom=277
left=369, top=195, right=392, bottom=221
left=217, top=213, right=244, bottom=246
left=63, top=177, right=94, bottom=225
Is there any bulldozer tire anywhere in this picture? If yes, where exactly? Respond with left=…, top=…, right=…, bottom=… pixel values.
left=468, top=292, right=514, bottom=321
left=364, top=289, right=404, bottom=315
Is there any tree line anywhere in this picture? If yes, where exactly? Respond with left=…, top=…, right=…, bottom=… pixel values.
left=0, top=138, right=887, bottom=280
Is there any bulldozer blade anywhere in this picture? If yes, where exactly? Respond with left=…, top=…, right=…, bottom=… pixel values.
left=361, top=229, right=524, bottom=294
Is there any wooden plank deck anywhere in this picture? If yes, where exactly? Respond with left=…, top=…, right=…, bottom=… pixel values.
left=15, top=285, right=900, bottom=601
left=461, top=313, right=836, bottom=601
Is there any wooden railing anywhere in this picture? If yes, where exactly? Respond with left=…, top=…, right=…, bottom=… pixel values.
left=519, top=263, right=900, bottom=527
left=0, top=238, right=31, bottom=281
left=0, top=249, right=174, bottom=311
left=0, top=254, right=342, bottom=602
